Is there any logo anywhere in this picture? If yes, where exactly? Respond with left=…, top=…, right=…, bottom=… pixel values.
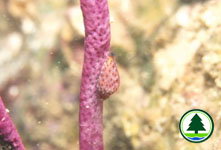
left=179, top=109, right=214, bottom=143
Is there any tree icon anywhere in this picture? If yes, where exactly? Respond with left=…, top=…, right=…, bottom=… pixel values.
left=187, top=114, right=206, bottom=134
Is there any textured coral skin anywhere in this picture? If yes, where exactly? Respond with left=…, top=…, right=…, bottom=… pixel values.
left=79, top=0, right=111, bottom=150
left=0, top=97, right=25, bottom=150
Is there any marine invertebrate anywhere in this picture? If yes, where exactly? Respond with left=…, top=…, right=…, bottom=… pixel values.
left=97, top=55, right=120, bottom=99
left=0, top=97, right=25, bottom=150
left=79, top=0, right=119, bottom=150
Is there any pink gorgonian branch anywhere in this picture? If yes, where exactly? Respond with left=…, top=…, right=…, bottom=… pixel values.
left=79, top=0, right=120, bottom=150
left=0, top=97, right=25, bottom=150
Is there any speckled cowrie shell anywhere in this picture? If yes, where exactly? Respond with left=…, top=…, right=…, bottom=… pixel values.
left=96, top=55, right=120, bottom=99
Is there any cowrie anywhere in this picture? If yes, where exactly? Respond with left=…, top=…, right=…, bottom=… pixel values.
left=97, top=55, right=120, bottom=99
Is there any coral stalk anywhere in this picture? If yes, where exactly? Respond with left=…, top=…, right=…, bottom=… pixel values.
left=0, top=97, right=25, bottom=150
left=79, top=0, right=111, bottom=150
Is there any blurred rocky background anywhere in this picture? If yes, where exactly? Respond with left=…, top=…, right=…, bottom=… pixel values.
left=1, top=0, right=221, bottom=149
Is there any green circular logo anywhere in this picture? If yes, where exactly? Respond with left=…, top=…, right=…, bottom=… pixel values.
left=179, top=109, right=214, bottom=143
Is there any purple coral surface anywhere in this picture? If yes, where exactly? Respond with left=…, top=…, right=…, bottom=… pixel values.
left=79, top=0, right=111, bottom=150
left=0, top=97, right=25, bottom=150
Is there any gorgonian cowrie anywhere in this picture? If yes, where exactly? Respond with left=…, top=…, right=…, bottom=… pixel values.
left=96, top=55, right=120, bottom=99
